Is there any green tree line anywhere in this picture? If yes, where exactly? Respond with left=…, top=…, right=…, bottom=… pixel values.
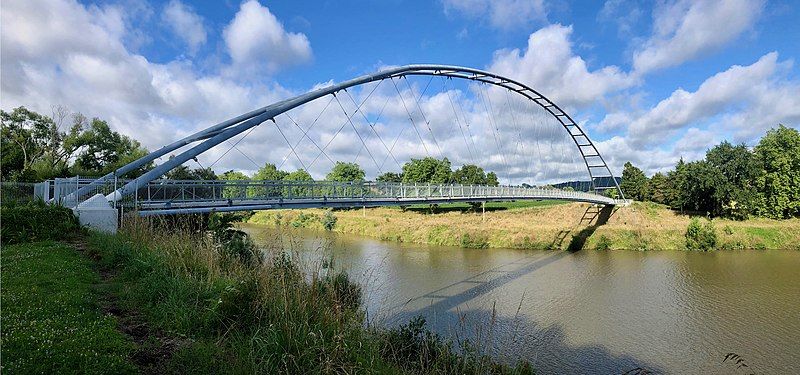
left=619, top=125, right=800, bottom=220
left=1, top=106, right=152, bottom=181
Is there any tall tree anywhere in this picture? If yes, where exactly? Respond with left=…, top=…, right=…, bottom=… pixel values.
left=326, top=162, right=365, bottom=182
left=753, top=125, right=800, bottom=219
left=486, top=172, right=499, bottom=187
left=72, top=118, right=150, bottom=177
left=401, top=157, right=452, bottom=184
left=451, top=164, right=487, bottom=185
left=220, top=170, right=250, bottom=199
left=620, top=162, right=648, bottom=201
left=705, top=141, right=757, bottom=218
left=376, top=171, right=402, bottom=183
left=645, top=172, right=670, bottom=205
left=680, top=160, right=723, bottom=214
left=252, top=163, right=289, bottom=181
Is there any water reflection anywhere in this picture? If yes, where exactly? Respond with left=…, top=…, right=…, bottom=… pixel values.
left=241, top=224, right=800, bottom=374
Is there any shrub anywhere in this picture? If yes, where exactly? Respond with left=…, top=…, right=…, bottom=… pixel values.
left=460, top=233, right=489, bottom=249
left=595, top=235, right=612, bottom=251
left=322, top=210, right=337, bottom=231
left=290, top=212, right=317, bottom=228
left=685, top=218, right=718, bottom=251
left=0, top=199, right=80, bottom=244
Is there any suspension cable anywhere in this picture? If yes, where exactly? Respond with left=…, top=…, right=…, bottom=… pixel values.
left=272, top=118, right=309, bottom=172
left=478, top=82, right=510, bottom=184
left=308, top=82, right=382, bottom=170
left=442, top=77, right=476, bottom=165
left=344, top=86, right=402, bottom=170
left=403, top=75, right=443, bottom=158
left=209, top=126, right=259, bottom=169
left=283, top=112, right=334, bottom=165
left=390, top=77, right=430, bottom=156
left=333, top=92, right=382, bottom=173
left=278, top=95, right=335, bottom=169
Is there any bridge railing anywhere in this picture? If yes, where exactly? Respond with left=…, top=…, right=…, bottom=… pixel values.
left=35, top=178, right=623, bottom=211
left=122, top=180, right=619, bottom=207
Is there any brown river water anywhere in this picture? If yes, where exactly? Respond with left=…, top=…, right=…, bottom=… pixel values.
left=241, top=224, right=800, bottom=374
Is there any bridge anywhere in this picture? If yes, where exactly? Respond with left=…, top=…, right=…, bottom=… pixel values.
left=39, top=65, right=627, bottom=216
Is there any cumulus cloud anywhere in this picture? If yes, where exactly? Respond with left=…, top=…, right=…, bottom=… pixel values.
left=162, top=0, right=207, bottom=54
left=489, top=24, right=636, bottom=109
left=0, top=0, right=287, bottom=154
left=442, top=0, right=547, bottom=31
left=633, top=0, right=764, bottom=74
left=626, top=52, right=800, bottom=147
left=223, top=0, right=312, bottom=75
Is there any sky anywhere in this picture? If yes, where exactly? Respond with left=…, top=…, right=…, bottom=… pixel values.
left=2, top=0, right=799, bottom=184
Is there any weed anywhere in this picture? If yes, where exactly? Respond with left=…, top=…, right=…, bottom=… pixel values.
left=322, top=210, right=337, bottom=231
left=460, top=232, right=489, bottom=249
left=686, top=218, right=718, bottom=251
left=595, top=235, right=612, bottom=251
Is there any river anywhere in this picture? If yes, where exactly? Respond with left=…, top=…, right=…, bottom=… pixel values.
left=241, top=224, right=800, bottom=374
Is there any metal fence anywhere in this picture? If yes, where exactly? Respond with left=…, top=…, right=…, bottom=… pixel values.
left=32, top=178, right=628, bottom=214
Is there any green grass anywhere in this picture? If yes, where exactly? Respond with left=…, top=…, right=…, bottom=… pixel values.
left=1, top=241, right=136, bottom=374
left=80, top=219, right=533, bottom=374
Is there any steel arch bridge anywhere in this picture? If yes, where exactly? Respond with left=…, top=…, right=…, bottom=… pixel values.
left=58, top=64, right=627, bottom=215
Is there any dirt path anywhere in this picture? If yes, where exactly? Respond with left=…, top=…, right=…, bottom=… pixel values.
left=67, top=238, right=190, bottom=374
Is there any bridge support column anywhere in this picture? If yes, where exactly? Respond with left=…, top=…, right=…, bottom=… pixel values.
left=72, top=194, right=118, bottom=234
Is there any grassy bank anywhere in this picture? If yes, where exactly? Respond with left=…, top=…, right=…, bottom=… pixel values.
left=248, top=201, right=800, bottom=250
left=2, top=206, right=533, bottom=374
left=1, top=241, right=137, bottom=373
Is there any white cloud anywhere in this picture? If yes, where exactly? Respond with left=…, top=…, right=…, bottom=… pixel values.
left=0, top=0, right=288, bottom=154
left=633, top=0, right=764, bottom=74
left=626, top=52, right=800, bottom=147
left=223, top=0, right=312, bottom=75
left=162, top=0, right=207, bottom=54
left=442, top=0, right=547, bottom=31
left=489, top=24, right=636, bottom=109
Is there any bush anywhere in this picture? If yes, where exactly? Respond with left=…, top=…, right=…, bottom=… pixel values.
left=595, top=235, right=612, bottom=251
left=686, top=217, right=718, bottom=251
left=0, top=199, right=80, bottom=244
left=290, top=212, right=317, bottom=228
left=460, top=233, right=489, bottom=249
left=322, top=210, right=337, bottom=231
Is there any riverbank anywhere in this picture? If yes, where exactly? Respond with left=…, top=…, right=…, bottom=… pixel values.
left=1, top=202, right=534, bottom=374
left=247, top=202, right=800, bottom=250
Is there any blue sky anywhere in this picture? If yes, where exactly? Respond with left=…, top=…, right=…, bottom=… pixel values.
left=2, top=0, right=799, bottom=183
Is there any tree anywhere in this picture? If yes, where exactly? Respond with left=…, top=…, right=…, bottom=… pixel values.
left=680, top=160, right=723, bottom=214
left=326, top=162, right=365, bottom=182
left=284, top=169, right=313, bottom=182
left=283, top=169, right=314, bottom=197
left=486, top=172, right=499, bottom=186
left=220, top=170, right=250, bottom=199
left=165, top=165, right=217, bottom=180
left=451, top=164, right=487, bottom=185
left=620, top=162, right=648, bottom=201
left=250, top=163, right=288, bottom=197
left=376, top=172, right=403, bottom=183
left=645, top=172, right=670, bottom=205
left=401, top=157, right=452, bottom=184
left=753, top=125, right=800, bottom=219
left=72, top=118, right=151, bottom=177
left=252, top=163, right=288, bottom=181
left=705, top=141, right=757, bottom=218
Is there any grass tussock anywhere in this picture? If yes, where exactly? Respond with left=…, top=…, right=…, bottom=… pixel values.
left=84, top=216, right=533, bottom=373
left=250, top=201, right=800, bottom=251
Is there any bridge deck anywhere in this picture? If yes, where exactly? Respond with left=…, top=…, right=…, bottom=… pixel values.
left=36, top=178, right=627, bottom=215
